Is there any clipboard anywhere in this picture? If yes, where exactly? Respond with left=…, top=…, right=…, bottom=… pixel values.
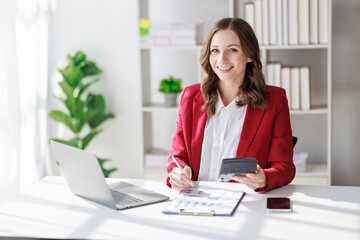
left=162, top=188, right=245, bottom=216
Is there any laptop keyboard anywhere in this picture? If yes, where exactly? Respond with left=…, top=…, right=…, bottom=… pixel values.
left=110, top=189, right=144, bottom=205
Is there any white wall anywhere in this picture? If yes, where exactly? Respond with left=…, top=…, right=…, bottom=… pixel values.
left=51, top=0, right=143, bottom=178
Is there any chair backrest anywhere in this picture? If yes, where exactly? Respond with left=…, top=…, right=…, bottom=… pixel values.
left=292, top=136, right=298, bottom=149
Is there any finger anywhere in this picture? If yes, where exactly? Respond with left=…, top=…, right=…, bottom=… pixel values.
left=170, top=167, right=193, bottom=188
left=169, top=178, right=189, bottom=190
left=172, top=166, right=192, bottom=185
left=172, top=167, right=190, bottom=182
left=246, top=172, right=258, bottom=179
left=169, top=173, right=191, bottom=189
left=172, top=167, right=183, bottom=176
left=233, top=175, right=258, bottom=189
left=232, top=175, right=247, bottom=181
left=169, top=181, right=188, bottom=191
left=183, top=166, right=192, bottom=179
left=246, top=166, right=263, bottom=179
left=182, top=166, right=193, bottom=185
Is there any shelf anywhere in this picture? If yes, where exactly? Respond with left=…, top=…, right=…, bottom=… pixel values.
left=290, top=107, right=328, bottom=115
left=139, top=0, right=332, bottom=186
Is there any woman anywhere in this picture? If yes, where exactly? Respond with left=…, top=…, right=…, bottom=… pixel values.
left=167, top=18, right=295, bottom=192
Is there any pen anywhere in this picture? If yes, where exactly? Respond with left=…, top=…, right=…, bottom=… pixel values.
left=171, top=156, right=195, bottom=188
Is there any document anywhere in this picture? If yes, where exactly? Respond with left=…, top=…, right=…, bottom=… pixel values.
left=163, top=188, right=245, bottom=216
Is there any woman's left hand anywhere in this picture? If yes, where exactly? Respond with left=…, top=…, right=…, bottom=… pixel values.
left=232, top=164, right=267, bottom=190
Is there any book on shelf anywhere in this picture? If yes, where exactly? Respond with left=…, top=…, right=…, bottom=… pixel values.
left=299, top=0, right=310, bottom=45
left=244, top=3, right=255, bottom=30
left=262, top=0, right=269, bottom=45
left=319, top=0, right=328, bottom=44
left=300, top=66, right=311, bottom=110
left=274, top=63, right=282, bottom=87
left=282, top=0, right=288, bottom=45
left=268, top=63, right=312, bottom=111
left=288, top=0, right=299, bottom=45
left=310, top=0, right=319, bottom=44
left=254, top=0, right=263, bottom=45
left=281, top=67, right=291, bottom=108
left=277, top=0, right=283, bottom=46
left=269, top=0, right=277, bottom=45
left=266, top=63, right=275, bottom=86
left=266, top=63, right=281, bottom=88
left=141, top=23, right=204, bottom=45
left=245, top=0, right=328, bottom=46
left=290, top=67, right=300, bottom=110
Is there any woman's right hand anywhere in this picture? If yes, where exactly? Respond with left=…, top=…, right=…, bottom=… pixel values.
left=169, top=166, right=193, bottom=191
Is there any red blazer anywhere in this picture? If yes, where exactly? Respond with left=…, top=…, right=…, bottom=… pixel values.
left=166, top=83, right=295, bottom=192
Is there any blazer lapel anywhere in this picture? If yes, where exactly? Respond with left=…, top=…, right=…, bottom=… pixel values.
left=236, top=106, right=265, bottom=157
left=191, top=91, right=207, bottom=179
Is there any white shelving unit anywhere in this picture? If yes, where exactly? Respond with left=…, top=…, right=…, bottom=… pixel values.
left=139, top=0, right=332, bottom=185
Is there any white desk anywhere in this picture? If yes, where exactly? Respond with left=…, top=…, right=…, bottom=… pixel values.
left=0, top=176, right=359, bottom=240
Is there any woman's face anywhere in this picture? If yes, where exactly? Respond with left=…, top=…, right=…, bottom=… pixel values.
left=209, top=29, right=251, bottom=86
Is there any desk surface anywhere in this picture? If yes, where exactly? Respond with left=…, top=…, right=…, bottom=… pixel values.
left=0, top=176, right=359, bottom=240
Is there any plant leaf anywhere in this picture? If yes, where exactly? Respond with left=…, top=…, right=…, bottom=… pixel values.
left=81, top=61, right=102, bottom=76
left=58, top=81, right=74, bottom=98
left=82, top=129, right=103, bottom=149
left=64, top=97, right=85, bottom=119
left=50, top=138, right=78, bottom=148
left=158, top=77, right=182, bottom=93
left=97, top=157, right=117, bottom=178
left=103, top=168, right=117, bottom=178
left=73, top=51, right=86, bottom=66
left=49, top=110, right=75, bottom=132
left=86, top=94, right=115, bottom=129
left=60, top=63, right=84, bottom=88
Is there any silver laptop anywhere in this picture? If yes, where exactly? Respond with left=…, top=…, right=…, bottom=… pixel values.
left=50, top=141, right=169, bottom=210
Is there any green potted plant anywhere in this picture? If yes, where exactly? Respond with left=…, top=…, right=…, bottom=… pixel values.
left=158, top=75, right=182, bottom=107
left=49, top=51, right=117, bottom=177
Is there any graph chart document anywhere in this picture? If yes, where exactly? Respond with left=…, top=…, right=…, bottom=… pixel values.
left=163, top=188, right=245, bottom=216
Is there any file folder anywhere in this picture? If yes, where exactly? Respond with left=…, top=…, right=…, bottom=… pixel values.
left=163, top=188, right=245, bottom=216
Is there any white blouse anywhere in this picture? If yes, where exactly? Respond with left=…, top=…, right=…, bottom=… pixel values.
left=198, top=95, right=247, bottom=181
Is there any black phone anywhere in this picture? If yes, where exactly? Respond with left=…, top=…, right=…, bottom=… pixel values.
left=218, top=157, right=257, bottom=182
left=266, top=197, right=291, bottom=212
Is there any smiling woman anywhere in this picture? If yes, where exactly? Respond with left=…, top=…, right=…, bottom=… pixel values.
left=167, top=18, right=295, bottom=192
left=209, top=29, right=253, bottom=105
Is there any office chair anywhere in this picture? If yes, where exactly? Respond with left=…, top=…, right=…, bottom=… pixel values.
left=292, top=136, right=298, bottom=149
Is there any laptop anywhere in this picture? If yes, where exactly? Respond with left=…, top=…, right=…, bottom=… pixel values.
left=50, top=141, right=169, bottom=210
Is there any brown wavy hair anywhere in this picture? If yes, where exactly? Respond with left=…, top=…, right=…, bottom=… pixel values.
left=200, top=18, right=266, bottom=116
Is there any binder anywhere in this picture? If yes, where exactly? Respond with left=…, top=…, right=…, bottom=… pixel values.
left=163, top=188, right=245, bottom=216
left=299, top=0, right=310, bottom=44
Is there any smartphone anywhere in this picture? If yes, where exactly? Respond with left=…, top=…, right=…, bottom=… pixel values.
left=218, top=158, right=257, bottom=182
left=266, top=197, right=291, bottom=212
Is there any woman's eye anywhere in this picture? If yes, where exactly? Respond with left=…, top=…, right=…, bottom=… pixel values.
left=211, top=49, right=218, bottom=53
left=229, top=48, right=238, bottom=52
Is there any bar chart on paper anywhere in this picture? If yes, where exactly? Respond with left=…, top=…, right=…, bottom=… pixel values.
left=162, top=188, right=245, bottom=216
